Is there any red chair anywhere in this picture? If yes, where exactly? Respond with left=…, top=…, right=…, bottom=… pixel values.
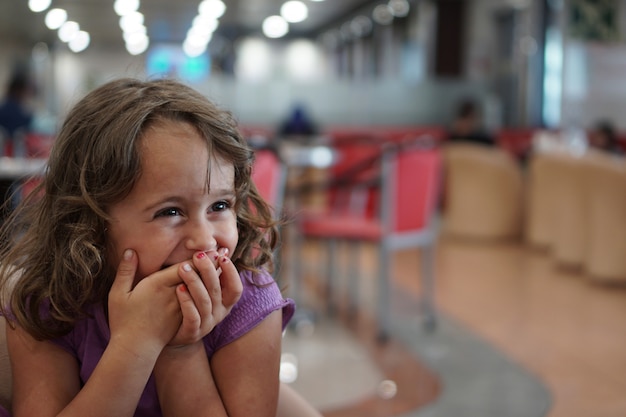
left=251, top=148, right=288, bottom=282
left=298, top=139, right=442, bottom=339
left=251, top=148, right=287, bottom=216
left=289, top=139, right=383, bottom=319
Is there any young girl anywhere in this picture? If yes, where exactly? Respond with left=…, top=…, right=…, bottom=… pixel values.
left=0, top=78, right=321, bottom=417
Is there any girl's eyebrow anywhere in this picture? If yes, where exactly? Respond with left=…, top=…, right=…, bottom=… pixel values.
left=142, top=196, right=185, bottom=213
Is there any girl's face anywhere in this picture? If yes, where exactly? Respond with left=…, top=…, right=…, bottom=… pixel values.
left=106, top=120, right=239, bottom=282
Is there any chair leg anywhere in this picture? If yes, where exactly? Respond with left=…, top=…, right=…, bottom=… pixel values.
left=326, top=238, right=338, bottom=315
left=291, top=225, right=305, bottom=307
left=287, top=227, right=317, bottom=331
left=347, top=241, right=360, bottom=321
left=420, top=244, right=437, bottom=332
left=376, top=243, right=391, bottom=343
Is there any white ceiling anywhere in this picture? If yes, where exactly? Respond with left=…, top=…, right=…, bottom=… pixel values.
left=0, top=0, right=378, bottom=50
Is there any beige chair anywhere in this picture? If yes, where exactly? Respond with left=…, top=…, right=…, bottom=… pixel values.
left=0, top=316, right=11, bottom=412
left=549, top=154, right=589, bottom=268
left=583, top=151, right=626, bottom=283
left=525, top=152, right=562, bottom=249
left=443, top=143, right=524, bottom=241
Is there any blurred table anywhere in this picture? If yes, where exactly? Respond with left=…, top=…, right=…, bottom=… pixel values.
left=279, top=142, right=336, bottom=168
left=0, top=157, right=47, bottom=180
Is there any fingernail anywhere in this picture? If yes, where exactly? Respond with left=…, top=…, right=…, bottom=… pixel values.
left=220, top=256, right=229, bottom=263
left=196, top=252, right=206, bottom=259
left=178, top=284, right=187, bottom=292
left=183, top=263, right=192, bottom=272
left=123, top=249, right=133, bottom=260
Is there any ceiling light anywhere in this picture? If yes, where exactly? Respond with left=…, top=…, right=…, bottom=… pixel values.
left=192, top=16, right=219, bottom=35
left=45, top=8, right=67, bottom=30
left=372, top=4, right=394, bottom=25
left=58, top=21, right=80, bottom=42
left=183, top=39, right=208, bottom=58
left=119, top=12, right=144, bottom=32
left=114, top=0, right=140, bottom=16
left=281, top=1, right=308, bottom=23
left=28, top=0, right=51, bottom=13
left=263, top=15, right=289, bottom=38
left=123, top=29, right=146, bottom=44
left=68, top=31, right=90, bottom=52
left=388, top=0, right=410, bottom=17
left=126, top=35, right=149, bottom=55
left=198, top=0, right=226, bottom=19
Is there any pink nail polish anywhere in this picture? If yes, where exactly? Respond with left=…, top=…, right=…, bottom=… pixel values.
left=196, top=252, right=206, bottom=259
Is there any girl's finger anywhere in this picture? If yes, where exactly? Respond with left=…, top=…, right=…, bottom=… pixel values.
left=175, top=283, right=202, bottom=333
left=217, top=255, right=243, bottom=307
left=110, top=249, right=137, bottom=295
left=179, top=258, right=215, bottom=315
left=191, top=252, right=222, bottom=305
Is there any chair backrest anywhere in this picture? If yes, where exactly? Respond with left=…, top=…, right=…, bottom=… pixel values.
left=251, top=148, right=287, bottom=216
left=496, top=128, right=536, bottom=158
left=381, top=142, right=442, bottom=234
left=326, top=140, right=383, bottom=218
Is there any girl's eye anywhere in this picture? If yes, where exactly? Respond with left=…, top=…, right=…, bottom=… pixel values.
left=156, top=207, right=182, bottom=217
left=211, top=200, right=231, bottom=212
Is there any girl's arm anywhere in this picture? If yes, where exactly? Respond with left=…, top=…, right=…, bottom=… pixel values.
left=212, top=310, right=283, bottom=416
left=153, top=310, right=283, bottom=417
left=8, top=249, right=183, bottom=417
left=8, top=324, right=160, bottom=417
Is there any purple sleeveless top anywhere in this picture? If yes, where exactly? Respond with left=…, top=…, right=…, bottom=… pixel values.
left=1, top=269, right=294, bottom=417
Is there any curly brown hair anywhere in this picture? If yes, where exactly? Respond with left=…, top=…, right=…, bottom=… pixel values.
left=0, top=78, right=279, bottom=340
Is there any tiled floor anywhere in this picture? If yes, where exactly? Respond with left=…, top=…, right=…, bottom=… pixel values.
left=280, top=235, right=626, bottom=417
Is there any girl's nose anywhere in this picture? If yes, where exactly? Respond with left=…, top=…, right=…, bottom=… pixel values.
left=185, top=220, right=217, bottom=252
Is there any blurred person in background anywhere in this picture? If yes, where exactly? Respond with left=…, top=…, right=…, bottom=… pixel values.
left=278, top=103, right=318, bottom=141
left=0, top=70, right=35, bottom=157
left=447, top=98, right=495, bottom=147
left=588, top=119, right=623, bottom=155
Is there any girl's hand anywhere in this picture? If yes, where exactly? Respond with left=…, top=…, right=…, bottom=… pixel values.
left=108, top=249, right=183, bottom=356
left=169, top=249, right=243, bottom=347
